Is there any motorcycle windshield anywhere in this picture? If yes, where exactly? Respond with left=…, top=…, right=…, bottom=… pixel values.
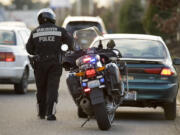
left=73, top=27, right=102, bottom=50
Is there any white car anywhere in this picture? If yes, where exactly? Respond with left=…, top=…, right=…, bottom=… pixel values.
left=0, top=22, right=35, bottom=94
left=62, top=16, right=107, bottom=35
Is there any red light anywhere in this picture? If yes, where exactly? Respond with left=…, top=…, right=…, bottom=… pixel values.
left=86, top=69, right=96, bottom=78
left=144, top=68, right=161, bottom=74
left=161, top=68, right=173, bottom=76
left=5, top=52, right=15, bottom=62
left=83, top=57, right=91, bottom=63
left=0, top=52, right=15, bottom=62
left=6, top=58, right=14, bottom=62
left=84, top=88, right=91, bottom=93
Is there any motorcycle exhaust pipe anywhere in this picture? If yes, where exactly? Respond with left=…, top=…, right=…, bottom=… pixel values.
left=80, top=98, right=90, bottom=109
left=80, top=98, right=93, bottom=115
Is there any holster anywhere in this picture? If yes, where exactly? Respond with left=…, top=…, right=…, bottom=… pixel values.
left=28, top=55, right=40, bottom=69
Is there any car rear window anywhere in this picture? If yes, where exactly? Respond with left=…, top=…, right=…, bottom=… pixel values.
left=0, top=30, right=16, bottom=45
left=94, top=39, right=167, bottom=59
left=66, top=22, right=102, bottom=35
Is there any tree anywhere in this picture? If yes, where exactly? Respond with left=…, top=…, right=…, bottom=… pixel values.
left=118, top=0, right=145, bottom=34
left=143, top=0, right=180, bottom=41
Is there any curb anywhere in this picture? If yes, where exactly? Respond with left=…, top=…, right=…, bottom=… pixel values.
left=177, top=90, right=180, bottom=105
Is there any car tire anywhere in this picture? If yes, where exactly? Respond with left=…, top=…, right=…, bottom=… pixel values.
left=77, top=107, right=88, bottom=118
left=14, top=68, right=29, bottom=94
left=163, top=98, right=176, bottom=120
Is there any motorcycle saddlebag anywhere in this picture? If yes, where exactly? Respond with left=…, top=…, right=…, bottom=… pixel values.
left=66, top=74, right=81, bottom=102
left=105, top=63, right=121, bottom=91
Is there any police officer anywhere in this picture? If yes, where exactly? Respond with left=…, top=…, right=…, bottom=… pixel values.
left=26, top=8, right=73, bottom=120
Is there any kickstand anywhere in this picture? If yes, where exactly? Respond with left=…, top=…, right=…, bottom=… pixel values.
left=81, top=116, right=91, bottom=127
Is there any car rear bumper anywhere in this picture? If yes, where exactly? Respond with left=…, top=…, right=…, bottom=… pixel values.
left=0, top=67, right=24, bottom=84
left=122, top=83, right=178, bottom=107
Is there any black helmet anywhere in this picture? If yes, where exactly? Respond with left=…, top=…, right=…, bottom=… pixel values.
left=37, top=8, right=56, bottom=25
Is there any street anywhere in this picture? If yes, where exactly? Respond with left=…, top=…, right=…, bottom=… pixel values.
left=0, top=72, right=180, bottom=135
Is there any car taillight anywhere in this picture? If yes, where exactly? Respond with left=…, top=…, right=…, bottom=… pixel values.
left=86, top=69, right=96, bottom=78
left=144, top=68, right=173, bottom=76
left=160, top=68, right=173, bottom=76
left=0, top=52, right=15, bottom=62
left=144, top=68, right=162, bottom=74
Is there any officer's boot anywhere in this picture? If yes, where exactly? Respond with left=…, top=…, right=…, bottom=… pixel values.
left=46, top=102, right=57, bottom=121
left=37, top=103, right=46, bottom=119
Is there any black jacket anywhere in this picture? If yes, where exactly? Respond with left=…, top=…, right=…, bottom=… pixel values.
left=26, top=23, right=73, bottom=57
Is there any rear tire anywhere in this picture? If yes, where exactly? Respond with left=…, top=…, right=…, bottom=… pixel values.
left=163, top=98, right=176, bottom=120
left=14, top=68, right=29, bottom=94
left=78, top=107, right=88, bottom=118
left=93, top=102, right=111, bottom=130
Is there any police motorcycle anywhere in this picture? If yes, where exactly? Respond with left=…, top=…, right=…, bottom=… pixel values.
left=62, top=27, right=129, bottom=130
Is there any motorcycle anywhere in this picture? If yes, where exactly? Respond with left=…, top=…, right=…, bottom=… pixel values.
left=63, top=28, right=128, bottom=130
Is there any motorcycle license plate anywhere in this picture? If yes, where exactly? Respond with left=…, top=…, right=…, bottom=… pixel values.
left=124, top=91, right=137, bottom=101
left=88, top=80, right=100, bottom=88
left=90, top=88, right=104, bottom=105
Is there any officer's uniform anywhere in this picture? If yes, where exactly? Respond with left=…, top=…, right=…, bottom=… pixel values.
left=26, top=22, right=73, bottom=119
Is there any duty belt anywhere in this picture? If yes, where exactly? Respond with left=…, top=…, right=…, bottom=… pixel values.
left=39, top=54, right=57, bottom=61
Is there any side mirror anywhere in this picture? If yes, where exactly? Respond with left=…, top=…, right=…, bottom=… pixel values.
left=98, top=40, right=103, bottom=49
left=173, top=58, right=180, bottom=65
left=107, top=40, right=115, bottom=49
left=61, top=44, right=69, bottom=52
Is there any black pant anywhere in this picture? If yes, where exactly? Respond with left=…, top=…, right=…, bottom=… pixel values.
left=34, top=60, right=62, bottom=116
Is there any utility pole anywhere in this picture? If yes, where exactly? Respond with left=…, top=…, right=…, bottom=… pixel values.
left=89, top=0, right=94, bottom=15
left=76, top=0, right=82, bottom=15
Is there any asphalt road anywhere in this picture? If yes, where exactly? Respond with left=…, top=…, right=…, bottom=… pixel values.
left=0, top=72, right=180, bottom=135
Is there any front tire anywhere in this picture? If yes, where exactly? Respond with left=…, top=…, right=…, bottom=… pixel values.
left=93, top=102, right=111, bottom=130
left=14, top=68, right=29, bottom=94
left=163, top=98, right=176, bottom=120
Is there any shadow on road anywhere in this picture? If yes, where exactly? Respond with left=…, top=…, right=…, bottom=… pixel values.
left=0, top=89, right=36, bottom=95
left=115, top=110, right=164, bottom=121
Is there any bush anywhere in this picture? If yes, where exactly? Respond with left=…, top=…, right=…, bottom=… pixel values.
left=143, top=1, right=173, bottom=39
left=118, top=0, right=145, bottom=34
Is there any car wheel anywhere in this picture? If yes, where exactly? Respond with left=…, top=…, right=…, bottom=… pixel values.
left=78, top=107, right=88, bottom=118
left=163, top=98, right=176, bottom=120
left=14, top=68, right=29, bottom=94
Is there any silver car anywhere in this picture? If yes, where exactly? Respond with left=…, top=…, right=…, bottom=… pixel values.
left=0, top=22, right=34, bottom=94
left=62, top=16, right=107, bottom=36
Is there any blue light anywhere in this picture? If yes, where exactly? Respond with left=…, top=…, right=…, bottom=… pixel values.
left=90, top=58, right=96, bottom=63
left=100, top=78, right=105, bottom=83
left=82, top=82, right=87, bottom=87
